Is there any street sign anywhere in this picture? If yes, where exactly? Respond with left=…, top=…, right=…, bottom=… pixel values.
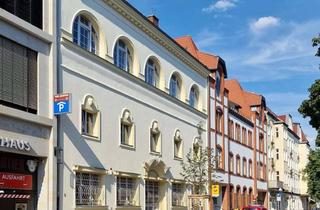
left=211, top=184, right=220, bottom=197
left=276, top=193, right=281, bottom=202
left=54, top=93, right=71, bottom=115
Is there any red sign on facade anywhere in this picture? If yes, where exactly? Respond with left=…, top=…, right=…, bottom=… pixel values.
left=0, top=172, right=32, bottom=190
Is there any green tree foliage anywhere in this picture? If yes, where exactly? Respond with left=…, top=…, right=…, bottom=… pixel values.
left=303, top=149, right=320, bottom=201
left=180, top=145, right=216, bottom=195
left=298, top=79, right=320, bottom=146
left=312, top=35, right=320, bottom=57
left=299, top=35, right=320, bottom=202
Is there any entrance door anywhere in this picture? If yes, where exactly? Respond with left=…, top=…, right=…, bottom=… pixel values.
left=145, top=181, right=160, bottom=210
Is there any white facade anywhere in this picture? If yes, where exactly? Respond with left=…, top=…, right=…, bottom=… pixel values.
left=58, top=0, right=208, bottom=210
left=0, top=1, right=57, bottom=210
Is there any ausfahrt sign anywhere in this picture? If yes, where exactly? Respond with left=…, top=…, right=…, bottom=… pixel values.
left=0, top=172, right=33, bottom=190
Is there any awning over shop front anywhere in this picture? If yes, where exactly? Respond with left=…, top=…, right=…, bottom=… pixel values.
left=0, top=194, right=31, bottom=199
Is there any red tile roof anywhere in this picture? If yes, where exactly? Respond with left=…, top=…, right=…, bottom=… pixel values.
left=174, top=36, right=220, bottom=71
left=225, top=79, right=264, bottom=120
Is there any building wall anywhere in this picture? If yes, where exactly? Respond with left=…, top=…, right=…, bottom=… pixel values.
left=0, top=1, right=56, bottom=210
left=59, top=0, right=208, bottom=209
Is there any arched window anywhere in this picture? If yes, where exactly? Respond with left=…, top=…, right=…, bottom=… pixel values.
left=150, top=121, right=161, bottom=154
left=120, top=110, right=135, bottom=147
left=249, top=159, right=253, bottom=177
left=169, top=73, right=181, bottom=99
left=174, top=130, right=183, bottom=159
left=145, top=58, right=160, bottom=87
left=81, top=95, right=100, bottom=138
left=229, top=153, right=234, bottom=173
left=236, top=155, right=241, bottom=175
left=243, top=158, right=247, bottom=177
left=114, top=39, right=132, bottom=72
left=189, top=85, right=199, bottom=108
left=216, top=146, right=223, bottom=169
left=73, top=15, right=98, bottom=53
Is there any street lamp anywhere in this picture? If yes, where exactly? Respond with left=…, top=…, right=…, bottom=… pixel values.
left=277, top=188, right=283, bottom=210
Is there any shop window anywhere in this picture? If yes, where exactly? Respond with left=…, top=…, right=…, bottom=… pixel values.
left=120, top=110, right=135, bottom=147
left=169, top=73, right=181, bottom=99
left=189, top=85, right=199, bottom=108
left=172, top=183, right=185, bottom=206
left=0, top=36, right=37, bottom=113
left=73, top=15, right=98, bottom=53
left=75, top=172, right=104, bottom=206
left=114, top=39, right=133, bottom=72
left=150, top=121, right=161, bottom=154
left=145, top=58, right=159, bottom=87
left=0, top=0, right=42, bottom=28
left=81, top=96, right=100, bottom=138
left=174, top=130, right=183, bottom=159
left=117, top=177, right=139, bottom=206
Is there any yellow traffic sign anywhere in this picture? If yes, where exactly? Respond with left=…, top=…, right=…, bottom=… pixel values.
left=211, top=184, right=220, bottom=197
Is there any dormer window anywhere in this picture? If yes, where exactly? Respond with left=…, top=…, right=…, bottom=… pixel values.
left=215, top=71, right=221, bottom=96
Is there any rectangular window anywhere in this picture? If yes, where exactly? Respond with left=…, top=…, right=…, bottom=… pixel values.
left=76, top=172, right=104, bottom=206
left=0, top=0, right=43, bottom=29
left=229, top=154, right=234, bottom=173
left=117, top=177, right=137, bottom=206
left=172, top=183, right=185, bottom=206
left=150, top=132, right=161, bottom=153
left=216, top=111, right=223, bottom=133
left=228, top=120, right=234, bottom=139
left=0, top=36, right=37, bottom=113
left=276, top=149, right=279, bottom=160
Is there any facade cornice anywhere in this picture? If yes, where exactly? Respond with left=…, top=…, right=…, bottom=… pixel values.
left=102, top=0, right=210, bottom=78
left=60, top=36, right=208, bottom=120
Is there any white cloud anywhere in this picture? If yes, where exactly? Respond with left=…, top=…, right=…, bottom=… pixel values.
left=245, top=20, right=319, bottom=65
left=195, top=29, right=221, bottom=49
left=250, top=16, right=280, bottom=33
left=202, top=0, right=237, bottom=12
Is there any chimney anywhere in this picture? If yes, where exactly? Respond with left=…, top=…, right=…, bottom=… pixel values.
left=147, top=15, right=159, bottom=27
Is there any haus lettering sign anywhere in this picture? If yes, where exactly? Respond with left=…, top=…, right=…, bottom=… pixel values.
left=0, top=137, right=31, bottom=152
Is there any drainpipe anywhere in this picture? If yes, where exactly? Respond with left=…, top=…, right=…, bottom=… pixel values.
left=55, top=0, right=63, bottom=209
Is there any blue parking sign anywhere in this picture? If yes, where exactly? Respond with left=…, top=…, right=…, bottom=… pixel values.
left=54, top=93, right=71, bottom=115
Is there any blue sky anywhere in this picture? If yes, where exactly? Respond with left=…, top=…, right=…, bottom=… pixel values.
left=128, top=0, right=320, bottom=146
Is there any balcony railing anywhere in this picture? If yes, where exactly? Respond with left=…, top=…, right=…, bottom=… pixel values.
left=268, top=180, right=284, bottom=189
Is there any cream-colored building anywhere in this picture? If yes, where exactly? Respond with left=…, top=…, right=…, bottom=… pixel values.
left=57, top=0, right=209, bottom=210
left=267, top=112, right=310, bottom=210
left=0, top=1, right=57, bottom=210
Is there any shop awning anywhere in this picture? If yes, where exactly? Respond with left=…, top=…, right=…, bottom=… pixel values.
left=0, top=194, right=31, bottom=199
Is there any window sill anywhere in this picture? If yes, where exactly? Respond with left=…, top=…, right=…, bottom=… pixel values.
left=120, top=144, right=136, bottom=151
left=174, top=157, right=183, bottom=161
left=75, top=206, right=108, bottom=210
left=150, top=151, right=162, bottom=157
left=115, top=206, right=141, bottom=210
left=0, top=8, right=53, bottom=43
left=0, top=105, right=53, bottom=127
left=172, top=206, right=188, bottom=210
left=82, top=134, right=100, bottom=142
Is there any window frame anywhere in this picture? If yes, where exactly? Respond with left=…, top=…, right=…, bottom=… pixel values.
left=116, top=176, right=138, bottom=207
left=81, top=96, right=100, bottom=139
left=114, top=39, right=132, bottom=72
left=172, top=183, right=186, bottom=207
left=120, top=110, right=135, bottom=148
left=169, top=74, right=181, bottom=99
left=73, top=15, right=98, bottom=53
